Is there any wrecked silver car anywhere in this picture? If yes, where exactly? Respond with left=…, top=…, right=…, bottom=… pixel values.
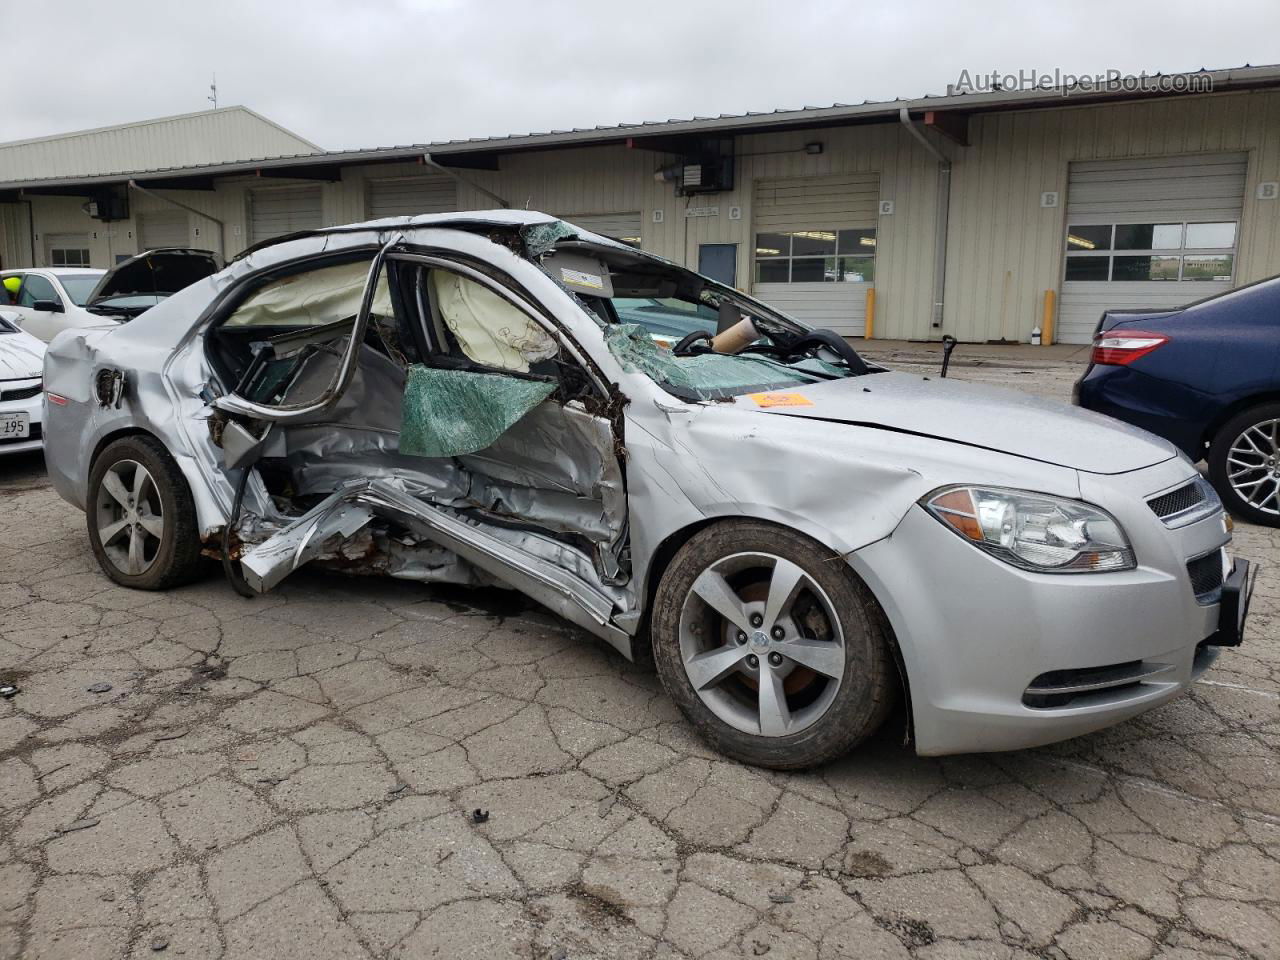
left=42, top=211, right=1251, bottom=767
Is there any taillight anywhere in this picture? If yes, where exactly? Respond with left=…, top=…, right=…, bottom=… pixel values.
left=1091, top=330, right=1169, bottom=366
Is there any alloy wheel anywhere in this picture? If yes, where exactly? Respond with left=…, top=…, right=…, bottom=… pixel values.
left=677, top=551, right=846, bottom=737
left=95, top=459, right=165, bottom=575
left=1226, top=418, right=1280, bottom=516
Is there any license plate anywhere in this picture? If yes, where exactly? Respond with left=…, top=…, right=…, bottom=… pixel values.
left=0, top=412, right=29, bottom=439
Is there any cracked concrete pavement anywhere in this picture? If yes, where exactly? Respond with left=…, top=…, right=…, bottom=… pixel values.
left=2, top=348, right=1278, bottom=960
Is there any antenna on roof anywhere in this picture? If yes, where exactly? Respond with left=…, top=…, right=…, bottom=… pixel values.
left=208, top=74, right=218, bottom=110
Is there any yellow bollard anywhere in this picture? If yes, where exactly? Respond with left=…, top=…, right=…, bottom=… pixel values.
left=865, top=288, right=876, bottom=340
left=1042, top=289, right=1056, bottom=346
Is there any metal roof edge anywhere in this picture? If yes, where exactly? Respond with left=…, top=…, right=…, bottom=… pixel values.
left=4, top=64, right=1279, bottom=191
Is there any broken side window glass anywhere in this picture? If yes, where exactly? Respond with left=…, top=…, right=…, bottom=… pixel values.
left=399, top=364, right=556, bottom=458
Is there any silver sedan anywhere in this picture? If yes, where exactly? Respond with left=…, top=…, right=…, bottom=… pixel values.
left=41, top=212, right=1252, bottom=768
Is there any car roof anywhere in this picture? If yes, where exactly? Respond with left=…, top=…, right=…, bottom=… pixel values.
left=233, top=209, right=562, bottom=261
left=1, top=267, right=104, bottom=277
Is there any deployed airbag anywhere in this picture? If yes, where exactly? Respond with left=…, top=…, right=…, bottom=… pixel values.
left=430, top=270, right=557, bottom=372
left=399, top=364, right=555, bottom=458
left=223, top=259, right=392, bottom=328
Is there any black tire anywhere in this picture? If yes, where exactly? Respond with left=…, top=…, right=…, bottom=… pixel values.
left=650, top=520, right=895, bottom=770
left=86, top=435, right=205, bottom=589
left=1207, top=401, right=1280, bottom=528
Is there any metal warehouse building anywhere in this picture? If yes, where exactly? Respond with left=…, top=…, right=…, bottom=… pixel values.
left=3, top=65, right=1280, bottom=344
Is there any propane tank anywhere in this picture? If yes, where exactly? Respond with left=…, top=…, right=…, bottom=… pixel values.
left=1030, top=326, right=1042, bottom=346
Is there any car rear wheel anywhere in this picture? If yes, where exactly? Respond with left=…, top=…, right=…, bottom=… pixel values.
left=650, top=520, right=895, bottom=769
left=1208, top=401, right=1280, bottom=527
left=87, top=435, right=205, bottom=589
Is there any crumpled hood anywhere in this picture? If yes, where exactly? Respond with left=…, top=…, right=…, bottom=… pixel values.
left=733, top=371, right=1177, bottom=474
left=0, top=328, right=46, bottom=380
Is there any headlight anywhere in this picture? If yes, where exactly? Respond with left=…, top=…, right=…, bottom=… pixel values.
left=922, top=486, right=1135, bottom=573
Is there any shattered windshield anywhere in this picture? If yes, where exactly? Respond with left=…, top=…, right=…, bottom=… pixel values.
left=603, top=323, right=832, bottom=400
left=534, top=235, right=869, bottom=402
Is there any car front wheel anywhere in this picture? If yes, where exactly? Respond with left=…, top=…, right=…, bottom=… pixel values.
left=87, top=435, right=205, bottom=589
left=650, top=520, right=895, bottom=769
left=1208, top=401, right=1280, bottom=527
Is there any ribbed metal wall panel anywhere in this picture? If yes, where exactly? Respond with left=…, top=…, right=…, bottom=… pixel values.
left=137, top=210, right=190, bottom=250
left=556, top=212, right=642, bottom=245
left=944, top=90, right=1280, bottom=343
left=249, top=186, right=323, bottom=244
left=367, top=177, right=456, bottom=218
left=0, top=107, right=317, bottom=182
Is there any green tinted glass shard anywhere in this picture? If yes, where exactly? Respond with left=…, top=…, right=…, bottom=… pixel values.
left=522, top=220, right=578, bottom=258
left=399, top=365, right=556, bottom=458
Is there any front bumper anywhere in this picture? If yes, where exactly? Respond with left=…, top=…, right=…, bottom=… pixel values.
left=0, top=386, right=43, bottom=456
left=849, top=470, right=1235, bottom=756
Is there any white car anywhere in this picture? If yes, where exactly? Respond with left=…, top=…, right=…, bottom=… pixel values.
left=2, top=251, right=222, bottom=344
left=1, top=267, right=108, bottom=342
left=0, top=311, right=45, bottom=454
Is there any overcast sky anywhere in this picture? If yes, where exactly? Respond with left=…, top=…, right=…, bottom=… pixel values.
left=7, top=0, right=1279, bottom=150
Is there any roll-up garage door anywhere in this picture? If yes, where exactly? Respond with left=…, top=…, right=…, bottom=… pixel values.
left=751, top=174, right=879, bottom=335
left=137, top=211, right=189, bottom=251
left=367, top=176, right=457, bottom=218
left=248, top=186, right=323, bottom=245
left=557, top=212, right=643, bottom=247
left=1057, top=153, right=1247, bottom=344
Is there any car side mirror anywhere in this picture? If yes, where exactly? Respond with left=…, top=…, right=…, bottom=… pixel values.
left=32, top=299, right=63, bottom=313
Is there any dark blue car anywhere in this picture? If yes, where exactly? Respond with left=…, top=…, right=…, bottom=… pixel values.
left=1075, top=277, right=1280, bottom=526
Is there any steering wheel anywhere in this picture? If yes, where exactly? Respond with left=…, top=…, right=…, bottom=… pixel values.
left=673, top=330, right=714, bottom=356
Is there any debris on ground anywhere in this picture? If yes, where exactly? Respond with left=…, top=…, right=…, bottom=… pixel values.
left=470, top=808, right=490, bottom=824
left=0, top=684, right=18, bottom=698
left=86, top=682, right=113, bottom=694
left=767, top=892, right=795, bottom=904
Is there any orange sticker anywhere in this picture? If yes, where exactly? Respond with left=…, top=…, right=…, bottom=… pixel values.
left=748, top=392, right=814, bottom=408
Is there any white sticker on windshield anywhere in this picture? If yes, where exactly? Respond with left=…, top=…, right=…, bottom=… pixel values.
left=560, top=268, right=604, bottom=291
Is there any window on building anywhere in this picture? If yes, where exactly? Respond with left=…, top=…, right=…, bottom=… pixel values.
left=50, top=247, right=92, bottom=268
left=754, top=229, right=876, bottom=283
left=1064, top=221, right=1236, bottom=282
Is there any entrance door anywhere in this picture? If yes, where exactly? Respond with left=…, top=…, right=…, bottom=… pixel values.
left=1057, top=154, right=1246, bottom=344
left=698, top=243, right=737, bottom=287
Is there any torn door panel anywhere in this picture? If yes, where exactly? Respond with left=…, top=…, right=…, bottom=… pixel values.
left=238, top=477, right=631, bottom=655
